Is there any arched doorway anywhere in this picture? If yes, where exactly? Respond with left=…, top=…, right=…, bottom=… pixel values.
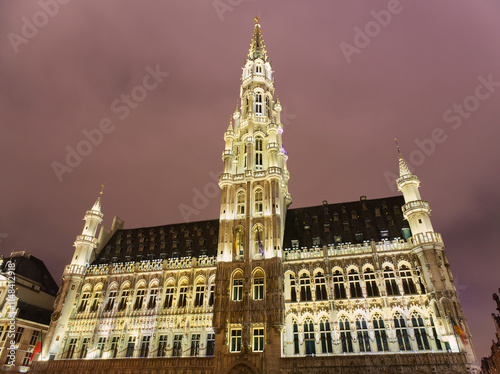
left=228, top=363, right=256, bottom=374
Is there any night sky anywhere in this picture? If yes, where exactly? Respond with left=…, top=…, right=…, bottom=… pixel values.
left=1, top=0, right=499, bottom=359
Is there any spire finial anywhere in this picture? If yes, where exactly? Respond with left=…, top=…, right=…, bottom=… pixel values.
left=255, top=15, right=260, bottom=25
left=394, top=138, right=402, bottom=159
left=235, top=100, right=239, bottom=112
left=100, top=184, right=105, bottom=196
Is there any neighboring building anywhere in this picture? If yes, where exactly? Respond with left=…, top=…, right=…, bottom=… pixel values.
left=481, top=289, right=500, bottom=373
left=33, top=19, right=480, bottom=374
left=0, top=250, right=58, bottom=372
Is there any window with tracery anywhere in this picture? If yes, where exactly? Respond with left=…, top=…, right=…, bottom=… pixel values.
left=333, top=270, right=347, bottom=299
left=412, top=313, right=430, bottom=350
left=384, top=266, right=399, bottom=296
left=299, top=274, right=312, bottom=301
left=339, top=317, right=353, bottom=353
left=304, top=319, right=316, bottom=355
left=372, top=315, right=389, bottom=352
left=400, top=265, right=417, bottom=295
left=355, top=316, right=371, bottom=352
left=394, top=313, right=411, bottom=351
left=348, top=269, right=362, bottom=298
left=315, top=272, right=327, bottom=300
left=320, top=318, right=333, bottom=353
left=364, top=268, right=379, bottom=297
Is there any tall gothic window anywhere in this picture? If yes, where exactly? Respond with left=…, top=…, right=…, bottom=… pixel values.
left=173, top=335, right=183, bottom=356
left=400, top=265, right=417, bottom=295
left=164, top=287, right=174, bottom=308
left=417, top=269, right=426, bottom=294
left=230, top=329, right=242, bottom=352
left=430, top=316, right=443, bottom=350
left=299, top=274, right=312, bottom=301
left=253, top=270, right=264, bottom=300
left=78, top=292, right=90, bottom=313
left=293, top=320, right=299, bottom=354
left=290, top=274, right=297, bottom=302
left=412, top=313, right=430, bottom=350
left=266, top=96, right=271, bottom=118
left=364, top=268, right=379, bottom=297
left=147, top=288, right=158, bottom=309
left=190, top=334, right=200, bottom=356
left=394, top=313, right=411, bottom=351
left=255, top=189, right=263, bottom=213
left=236, top=192, right=245, bottom=217
left=253, top=328, right=264, bottom=352
left=208, top=285, right=215, bottom=306
left=232, top=272, right=243, bottom=301
left=134, top=288, right=146, bottom=310
left=178, top=285, right=187, bottom=308
left=255, top=93, right=263, bottom=114
left=66, top=338, right=77, bottom=359
left=372, top=315, right=389, bottom=352
left=206, top=334, right=215, bottom=356
left=140, top=336, right=150, bottom=357
left=255, top=137, right=263, bottom=169
left=304, top=319, right=316, bottom=355
left=339, top=317, right=353, bottom=353
left=157, top=335, right=168, bottom=357
left=194, top=284, right=205, bottom=307
left=384, top=266, right=399, bottom=296
left=320, top=318, right=333, bottom=354
left=315, top=272, right=327, bottom=301
left=348, top=269, right=362, bottom=298
left=104, top=291, right=117, bottom=312
left=110, top=336, right=119, bottom=358
left=117, top=289, right=129, bottom=311
left=333, top=270, right=347, bottom=299
left=356, top=316, right=371, bottom=352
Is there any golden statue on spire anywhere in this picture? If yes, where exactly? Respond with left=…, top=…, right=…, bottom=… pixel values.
left=254, top=15, right=260, bottom=24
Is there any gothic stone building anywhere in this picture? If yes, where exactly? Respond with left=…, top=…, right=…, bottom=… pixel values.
left=33, top=20, right=479, bottom=374
left=481, top=289, right=500, bottom=373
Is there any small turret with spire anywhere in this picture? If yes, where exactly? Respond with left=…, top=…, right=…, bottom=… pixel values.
left=70, top=186, right=104, bottom=267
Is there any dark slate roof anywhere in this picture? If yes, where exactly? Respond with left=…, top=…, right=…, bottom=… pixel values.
left=17, top=300, right=53, bottom=325
left=282, top=195, right=408, bottom=249
left=2, top=252, right=59, bottom=296
left=93, top=195, right=409, bottom=264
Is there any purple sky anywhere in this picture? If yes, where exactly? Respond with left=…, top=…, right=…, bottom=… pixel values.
left=1, top=0, right=499, bottom=359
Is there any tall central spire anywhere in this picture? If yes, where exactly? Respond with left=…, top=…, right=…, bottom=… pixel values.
left=247, top=16, right=268, bottom=62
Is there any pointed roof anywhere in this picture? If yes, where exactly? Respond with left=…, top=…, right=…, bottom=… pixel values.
left=395, top=138, right=413, bottom=178
left=90, top=185, right=104, bottom=213
left=247, top=17, right=268, bottom=62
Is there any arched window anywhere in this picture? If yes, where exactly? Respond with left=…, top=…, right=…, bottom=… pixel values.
left=333, top=270, right=346, bottom=299
left=400, top=265, right=417, bottom=295
left=255, top=138, right=263, bottom=169
left=355, top=316, right=371, bottom=352
left=254, top=227, right=264, bottom=257
left=384, top=266, right=399, bottom=296
left=254, top=189, right=263, bottom=213
left=232, top=271, right=243, bottom=301
left=104, top=287, right=118, bottom=312
left=293, top=320, right=299, bottom=354
left=299, top=274, right=312, bottom=301
left=315, top=272, right=327, bottom=301
left=411, top=313, right=430, bottom=350
left=236, top=192, right=245, bottom=217
left=348, top=269, right=362, bottom=298
left=90, top=286, right=102, bottom=313
left=234, top=227, right=245, bottom=258
left=372, top=315, right=389, bottom=352
left=193, top=279, right=205, bottom=307
left=177, top=281, right=188, bottom=308
left=253, top=269, right=264, bottom=300
left=134, top=285, right=146, bottom=310
left=255, top=64, right=262, bottom=74
left=430, top=315, right=443, bottom=350
left=163, top=281, right=174, bottom=309
left=303, top=319, right=315, bottom=355
left=118, top=284, right=130, bottom=311
left=364, top=268, right=379, bottom=297
left=147, top=285, right=158, bottom=309
left=290, top=274, right=297, bottom=302
left=255, top=93, right=263, bottom=115
left=339, top=316, right=353, bottom=353
left=320, top=318, right=333, bottom=354
left=78, top=291, right=90, bottom=313
left=394, top=313, right=411, bottom=351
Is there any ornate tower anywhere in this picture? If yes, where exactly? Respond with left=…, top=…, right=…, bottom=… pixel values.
left=397, top=151, right=478, bottom=368
left=212, top=18, right=291, bottom=372
left=41, top=189, right=103, bottom=360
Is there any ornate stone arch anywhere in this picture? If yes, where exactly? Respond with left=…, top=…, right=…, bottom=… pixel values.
left=225, top=360, right=259, bottom=374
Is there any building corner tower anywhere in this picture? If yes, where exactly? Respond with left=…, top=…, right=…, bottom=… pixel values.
left=397, top=152, right=479, bottom=372
left=212, top=17, right=291, bottom=373
left=41, top=189, right=104, bottom=361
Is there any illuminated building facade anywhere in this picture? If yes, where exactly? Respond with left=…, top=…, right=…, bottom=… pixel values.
left=33, top=19, right=479, bottom=374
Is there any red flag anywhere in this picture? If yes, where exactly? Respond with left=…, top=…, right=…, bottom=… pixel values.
left=30, top=333, right=42, bottom=363
left=450, top=316, right=466, bottom=345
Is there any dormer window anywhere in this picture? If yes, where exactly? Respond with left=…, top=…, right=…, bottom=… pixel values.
left=255, top=65, right=262, bottom=74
